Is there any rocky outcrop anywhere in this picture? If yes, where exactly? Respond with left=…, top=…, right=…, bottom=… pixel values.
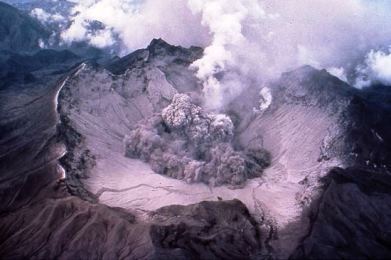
left=56, top=113, right=97, bottom=202
left=292, top=167, right=391, bottom=259
left=150, top=200, right=262, bottom=259
left=107, top=38, right=203, bottom=76
left=0, top=183, right=154, bottom=260
left=283, top=70, right=391, bottom=259
left=0, top=181, right=265, bottom=259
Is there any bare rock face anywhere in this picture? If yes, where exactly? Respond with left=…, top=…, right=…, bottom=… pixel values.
left=0, top=186, right=154, bottom=260
left=150, top=199, right=262, bottom=259
left=56, top=114, right=97, bottom=202
left=292, top=167, right=391, bottom=259
left=124, top=93, right=270, bottom=187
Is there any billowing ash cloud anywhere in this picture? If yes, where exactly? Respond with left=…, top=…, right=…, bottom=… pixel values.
left=60, top=0, right=391, bottom=108
left=124, top=94, right=271, bottom=187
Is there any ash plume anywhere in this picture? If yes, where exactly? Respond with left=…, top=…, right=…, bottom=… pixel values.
left=60, top=0, right=391, bottom=109
left=124, top=94, right=270, bottom=187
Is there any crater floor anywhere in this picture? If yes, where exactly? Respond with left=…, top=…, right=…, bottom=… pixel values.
left=58, top=62, right=343, bottom=257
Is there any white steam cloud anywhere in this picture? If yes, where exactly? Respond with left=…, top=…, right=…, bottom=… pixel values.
left=60, top=0, right=391, bottom=108
left=355, top=47, right=391, bottom=88
left=187, top=0, right=268, bottom=109
left=31, top=8, right=66, bottom=24
left=327, top=67, right=348, bottom=83
left=62, top=0, right=208, bottom=52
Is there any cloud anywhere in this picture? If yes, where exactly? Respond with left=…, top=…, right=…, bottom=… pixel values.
left=327, top=67, right=348, bottom=83
left=31, top=8, right=65, bottom=23
left=187, top=0, right=268, bottom=109
left=59, top=0, right=391, bottom=107
left=88, top=29, right=115, bottom=48
left=62, top=0, right=209, bottom=52
left=187, top=0, right=391, bottom=108
left=355, top=48, right=391, bottom=87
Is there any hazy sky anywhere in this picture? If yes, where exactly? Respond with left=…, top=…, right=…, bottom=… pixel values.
left=23, top=0, right=391, bottom=107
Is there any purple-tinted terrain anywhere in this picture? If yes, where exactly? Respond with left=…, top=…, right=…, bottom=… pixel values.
left=1, top=1, right=391, bottom=259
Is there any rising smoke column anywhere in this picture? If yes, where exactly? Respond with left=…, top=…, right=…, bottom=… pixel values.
left=187, top=0, right=267, bottom=110
left=355, top=47, right=391, bottom=88
left=62, top=0, right=209, bottom=53
left=60, top=0, right=391, bottom=99
left=124, top=94, right=271, bottom=187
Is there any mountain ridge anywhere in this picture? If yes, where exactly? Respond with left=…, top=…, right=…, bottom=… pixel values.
left=0, top=37, right=390, bottom=259
left=0, top=1, right=50, bottom=52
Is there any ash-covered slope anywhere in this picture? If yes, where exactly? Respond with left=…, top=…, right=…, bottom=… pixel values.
left=58, top=39, right=204, bottom=202
left=286, top=72, right=391, bottom=259
left=0, top=39, right=263, bottom=259
left=1, top=38, right=390, bottom=259
left=55, top=39, right=391, bottom=258
left=292, top=167, right=391, bottom=259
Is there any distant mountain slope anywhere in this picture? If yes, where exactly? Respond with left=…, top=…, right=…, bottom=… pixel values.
left=0, top=49, right=82, bottom=89
left=2, top=0, right=74, bottom=14
left=0, top=1, right=49, bottom=52
left=0, top=49, right=79, bottom=72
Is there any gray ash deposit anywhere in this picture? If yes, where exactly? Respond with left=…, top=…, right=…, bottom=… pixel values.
left=0, top=8, right=391, bottom=257
left=48, top=39, right=391, bottom=258
left=124, top=93, right=270, bottom=187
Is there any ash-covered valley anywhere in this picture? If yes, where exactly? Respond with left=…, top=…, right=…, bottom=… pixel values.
left=1, top=1, right=391, bottom=259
